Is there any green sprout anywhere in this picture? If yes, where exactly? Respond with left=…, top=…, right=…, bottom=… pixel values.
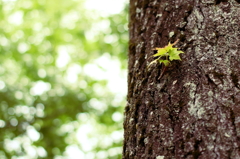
left=148, top=39, right=184, bottom=79
left=149, top=39, right=184, bottom=67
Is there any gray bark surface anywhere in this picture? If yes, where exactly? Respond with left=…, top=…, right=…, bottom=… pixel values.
left=123, top=0, right=240, bottom=158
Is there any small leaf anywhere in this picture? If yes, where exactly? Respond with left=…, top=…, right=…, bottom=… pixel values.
left=168, top=48, right=184, bottom=61
left=153, top=48, right=167, bottom=57
left=159, top=60, right=170, bottom=66
left=153, top=43, right=173, bottom=57
left=164, top=43, right=173, bottom=51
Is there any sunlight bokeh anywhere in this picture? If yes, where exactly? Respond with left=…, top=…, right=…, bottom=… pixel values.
left=0, top=0, right=128, bottom=158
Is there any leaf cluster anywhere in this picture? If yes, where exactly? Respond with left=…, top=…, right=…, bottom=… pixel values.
left=148, top=39, right=184, bottom=67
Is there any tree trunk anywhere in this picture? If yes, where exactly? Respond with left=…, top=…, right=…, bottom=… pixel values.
left=123, top=0, right=240, bottom=158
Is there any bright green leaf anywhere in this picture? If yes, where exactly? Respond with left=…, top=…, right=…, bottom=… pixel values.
left=159, top=60, right=170, bottom=66
left=153, top=48, right=168, bottom=57
left=168, top=48, right=184, bottom=61
left=165, top=43, right=174, bottom=51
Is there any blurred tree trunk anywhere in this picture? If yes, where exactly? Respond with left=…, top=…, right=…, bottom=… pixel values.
left=123, top=0, right=240, bottom=158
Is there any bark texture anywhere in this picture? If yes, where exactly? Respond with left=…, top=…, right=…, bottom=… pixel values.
left=123, top=0, right=240, bottom=158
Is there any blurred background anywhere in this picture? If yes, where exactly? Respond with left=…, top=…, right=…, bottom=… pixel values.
left=0, top=0, right=128, bottom=158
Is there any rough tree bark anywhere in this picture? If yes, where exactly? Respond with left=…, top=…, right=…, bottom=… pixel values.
left=123, top=0, right=240, bottom=159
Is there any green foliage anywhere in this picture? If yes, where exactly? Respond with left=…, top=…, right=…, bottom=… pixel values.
left=0, top=0, right=128, bottom=158
left=149, top=39, right=184, bottom=67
